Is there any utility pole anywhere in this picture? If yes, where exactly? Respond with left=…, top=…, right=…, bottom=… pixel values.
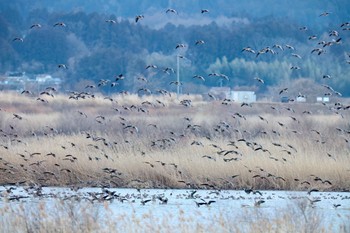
left=176, top=54, right=180, bottom=98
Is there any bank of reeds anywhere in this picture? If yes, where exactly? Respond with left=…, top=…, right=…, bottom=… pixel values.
left=0, top=91, right=349, bottom=191
left=0, top=198, right=349, bottom=233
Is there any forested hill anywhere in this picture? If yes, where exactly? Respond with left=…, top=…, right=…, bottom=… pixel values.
left=1, top=0, right=350, bottom=97
left=3, top=0, right=350, bottom=24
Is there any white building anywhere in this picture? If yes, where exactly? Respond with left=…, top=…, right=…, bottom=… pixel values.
left=229, top=91, right=256, bottom=103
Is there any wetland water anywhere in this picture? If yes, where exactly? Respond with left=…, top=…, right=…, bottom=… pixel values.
left=0, top=186, right=349, bottom=232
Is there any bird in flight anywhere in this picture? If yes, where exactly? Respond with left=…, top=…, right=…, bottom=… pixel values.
left=166, top=8, right=178, bottom=14
left=279, top=88, right=288, bottom=95
left=58, top=64, right=68, bottom=69
left=30, top=23, right=42, bottom=29
left=54, top=22, right=66, bottom=27
left=105, top=19, right=117, bottom=24
left=135, top=15, right=144, bottom=23
left=254, top=77, right=264, bottom=84
left=176, top=43, right=186, bottom=49
left=319, top=12, right=331, bottom=17
left=13, top=37, right=24, bottom=42
left=242, top=47, right=255, bottom=53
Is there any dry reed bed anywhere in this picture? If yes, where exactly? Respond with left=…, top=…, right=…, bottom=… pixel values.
left=0, top=198, right=349, bottom=233
left=0, top=91, right=349, bottom=190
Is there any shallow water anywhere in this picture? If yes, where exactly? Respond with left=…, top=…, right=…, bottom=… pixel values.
left=0, top=186, right=349, bottom=232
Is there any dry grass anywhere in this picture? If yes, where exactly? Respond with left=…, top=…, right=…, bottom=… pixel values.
left=0, top=198, right=349, bottom=233
left=0, top=91, right=349, bottom=191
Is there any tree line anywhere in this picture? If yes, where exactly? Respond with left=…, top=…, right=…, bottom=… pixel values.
left=0, top=2, right=350, bottom=97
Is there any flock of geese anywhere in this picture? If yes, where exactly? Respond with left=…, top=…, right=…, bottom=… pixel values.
left=1, top=185, right=349, bottom=210
left=11, top=8, right=350, bottom=94
left=2, top=5, right=350, bottom=213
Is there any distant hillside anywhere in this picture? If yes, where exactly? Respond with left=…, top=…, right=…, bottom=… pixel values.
left=0, top=0, right=350, bottom=97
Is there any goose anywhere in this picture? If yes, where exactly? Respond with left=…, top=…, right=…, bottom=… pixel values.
left=13, top=114, right=23, bottom=120
left=193, top=75, right=205, bottom=81
left=311, top=48, right=325, bottom=55
left=53, top=22, right=66, bottom=27
left=341, top=22, right=350, bottom=27
left=254, top=200, right=265, bottom=207
left=195, top=40, right=205, bottom=45
left=58, top=64, right=68, bottom=69
left=175, top=43, right=186, bottom=49
left=254, top=77, right=264, bottom=84
left=21, top=90, right=32, bottom=95
left=137, top=76, right=148, bottom=82
left=272, top=44, right=284, bottom=51
left=169, top=81, right=182, bottom=86
left=30, top=23, right=42, bottom=29
left=138, top=88, right=151, bottom=94
left=145, top=64, right=157, bottom=69
left=166, top=8, right=177, bottom=14
left=285, top=44, right=295, bottom=50
left=195, top=199, right=215, bottom=207
left=319, top=12, right=331, bottom=17
left=163, top=67, right=175, bottom=74
left=135, top=15, right=144, bottom=23
left=329, top=30, right=339, bottom=37
left=308, top=35, right=317, bottom=40
left=201, top=9, right=209, bottom=14
left=291, top=53, right=302, bottom=59
left=115, top=74, right=124, bottom=81
left=12, top=37, right=24, bottom=42
left=241, top=47, right=255, bottom=53
left=279, top=88, right=288, bottom=95
left=105, top=19, right=116, bottom=24
left=208, top=93, right=216, bottom=100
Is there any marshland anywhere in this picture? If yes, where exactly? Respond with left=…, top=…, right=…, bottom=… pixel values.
left=0, top=91, right=349, bottom=232
left=0, top=91, right=349, bottom=191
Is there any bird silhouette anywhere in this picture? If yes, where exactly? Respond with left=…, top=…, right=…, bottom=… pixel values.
left=30, top=23, right=42, bottom=29
left=53, top=22, right=66, bottom=27
left=166, top=8, right=178, bottom=14
left=13, top=37, right=24, bottom=42
left=135, top=15, right=144, bottom=23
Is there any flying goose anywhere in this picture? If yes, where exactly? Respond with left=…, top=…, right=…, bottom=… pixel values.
left=254, top=77, right=264, bottom=84
left=241, top=47, right=255, bottom=53
left=58, top=64, right=68, bottom=69
left=176, top=43, right=186, bottom=49
left=105, top=19, right=117, bottom=24
left=13, top=37, right=24, bottom=42
left=195, top=40, right=205, bottom=45
left=193, top=75, right=205, bottom=81
left=135, top=15, right=144, bottom=23
left=319, top=12, right=331, bottom=17
left=53, top=22, right=66, bottom=27
left=166, top=8, right=178, bottom=14
left=30, top=23, right=42, bottom=29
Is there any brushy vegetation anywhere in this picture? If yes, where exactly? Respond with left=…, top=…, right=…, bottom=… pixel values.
left=0, top=197, right=349, bottom=233
left=0, top=91, right=349, bottom=191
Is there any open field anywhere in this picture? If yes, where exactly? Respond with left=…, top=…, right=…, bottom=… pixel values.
left=0, top=91, right=349, bottom=191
